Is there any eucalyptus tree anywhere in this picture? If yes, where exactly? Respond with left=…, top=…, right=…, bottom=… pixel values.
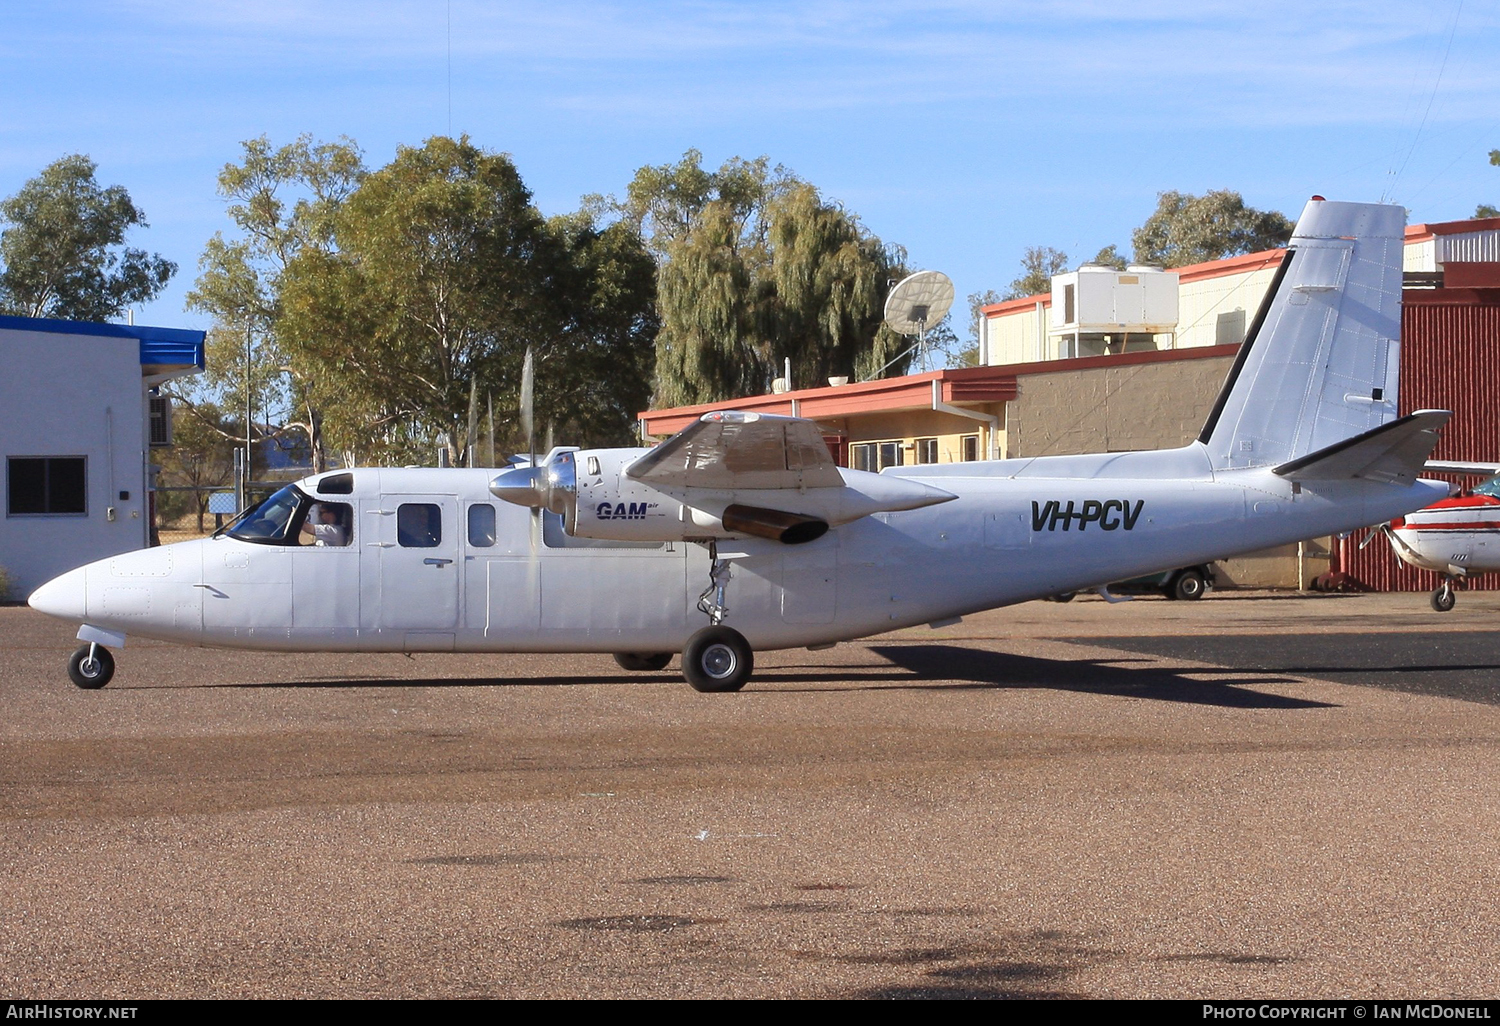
left=0, top=154, right=175, bottom=320
left=185, top=135, right=366, bottom=472
left=1131, top=190, right=1293, bottom=268
left=279, top=135, right=657, bottom=465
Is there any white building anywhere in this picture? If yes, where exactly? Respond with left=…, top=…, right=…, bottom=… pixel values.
left=978, top=215, right=1500, bottom=365
left=0, top=315, right=204, bottom=599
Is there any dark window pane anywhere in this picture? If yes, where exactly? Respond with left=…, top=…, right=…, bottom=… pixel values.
left=8, top=458, right=46, bottom=514
left=48, top=458, right=86, bottom=513
left=316, top=472, right=354, bottom=495
left=468, top=504, right=496, bottom=547
left=397, top=503, right=441, bottom=547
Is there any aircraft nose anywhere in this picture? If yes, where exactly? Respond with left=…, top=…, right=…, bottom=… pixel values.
left=28, top=566, right=87, bottom=621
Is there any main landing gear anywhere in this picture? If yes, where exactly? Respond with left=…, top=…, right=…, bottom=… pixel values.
left=678, top=541, right=754, bottom=693
left=67, top=643, right=115, bottom=689
left=1431, top=577, right=1458, bottom=613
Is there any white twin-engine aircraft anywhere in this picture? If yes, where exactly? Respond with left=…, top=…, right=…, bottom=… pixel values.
left=30, top=199, right=1453, bottom=692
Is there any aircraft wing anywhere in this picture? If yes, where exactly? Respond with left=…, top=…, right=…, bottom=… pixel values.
left=627, top=411, right=845, bottom=490
left=1273, top=409, right=1451, bottom=484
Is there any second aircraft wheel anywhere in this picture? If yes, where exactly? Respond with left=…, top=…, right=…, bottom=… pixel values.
left=682, top=626, right=753, bottom=693
left=613, top=652, right=673, bottom=672
left=1431, top=584, right=1457, bottom=613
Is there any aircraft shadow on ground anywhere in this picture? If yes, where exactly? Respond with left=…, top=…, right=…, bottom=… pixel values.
left=193, top=643, right=1333, bottom=709
left=844, top=644, right=1334, bottom=709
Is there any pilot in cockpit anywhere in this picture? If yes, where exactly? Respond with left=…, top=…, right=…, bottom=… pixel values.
left=300, top=503, right=349, bottom=547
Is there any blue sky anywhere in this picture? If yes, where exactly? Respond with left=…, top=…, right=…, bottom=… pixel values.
left=2, top=0, right=1497, bottom=332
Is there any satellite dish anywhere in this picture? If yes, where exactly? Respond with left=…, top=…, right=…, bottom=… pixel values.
left=883, top=270, right=955, bottom=336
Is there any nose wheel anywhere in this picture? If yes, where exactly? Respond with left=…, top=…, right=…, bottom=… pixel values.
left=1431, top=579, right=1457, bottom=613
left=68, top=643, right=115, bottom=689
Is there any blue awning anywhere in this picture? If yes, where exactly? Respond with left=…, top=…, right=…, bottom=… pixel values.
left=0, top=314, right=206, bottom=375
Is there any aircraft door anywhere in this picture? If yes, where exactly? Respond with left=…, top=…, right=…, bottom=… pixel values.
left=361, top=496, right=461, bottom=632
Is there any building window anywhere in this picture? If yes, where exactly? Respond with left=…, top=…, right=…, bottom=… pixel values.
left=851, top=440, right=906, bottom=472
left=7, top=457, right=86, bottom=515
left=914, top=438, right=938, bottom=464
left=961, top=435, right=979, bottom=461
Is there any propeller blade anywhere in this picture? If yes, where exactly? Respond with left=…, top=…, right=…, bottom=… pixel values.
left=519, top=347, right=535, bottom=465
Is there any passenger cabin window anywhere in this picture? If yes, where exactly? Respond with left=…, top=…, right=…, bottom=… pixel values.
left=468, top=503, right=496, bottom=547
left=397, top=503, right=442, bottom=547
left=301, top=501, right=352, bottom=547
left=7, top=456, right=86, bottom=515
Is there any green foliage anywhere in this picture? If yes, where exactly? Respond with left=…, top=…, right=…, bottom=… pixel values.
left=0, top=563, right=9, bottom=603
left=278, top=136, right=657, bottom=464
left=628, top=151, right=907, bottom=406
left=1131, top=189, right=1293, bottom=268
left=1090, top=244, right=1129, bottom=270
left=0, top=154, right=175, bottom=320
left=1005, top=246, right=1068, bottom=300
left=1476, top=204, right=1500, bottom=219
left=156, top=401, right=238, bottom=531
left=184, top=135, right=366, bottom=472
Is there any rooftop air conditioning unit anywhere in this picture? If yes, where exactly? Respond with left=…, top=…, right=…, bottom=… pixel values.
left=1049, top=264, right=1179, bottom=336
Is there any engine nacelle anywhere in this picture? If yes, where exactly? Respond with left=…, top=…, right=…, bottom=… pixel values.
left=490, top=448, right=830, bottom=544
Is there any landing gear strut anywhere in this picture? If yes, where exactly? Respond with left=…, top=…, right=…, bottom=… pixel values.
left=68, top=643, right=115, bottom=689
left=696, top=540, right=733, bottom=625
left=1431, top=578, right=1458, bottom=613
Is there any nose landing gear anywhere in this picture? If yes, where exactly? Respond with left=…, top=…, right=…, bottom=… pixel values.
left=1430, top=577, right=1459, bottom=612
left=67, top=643, right=115, bottom=689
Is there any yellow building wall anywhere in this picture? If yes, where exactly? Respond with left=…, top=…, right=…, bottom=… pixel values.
left=815, top=408, right=1005, bottom=466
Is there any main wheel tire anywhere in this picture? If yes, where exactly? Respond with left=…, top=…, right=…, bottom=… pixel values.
left=1171, top=569, right=1207, bottom=601
left=682, top=626, right=753, bottom=693
left=613, top=652, right=672, bottom=672
left=1431, top=585, right=1457, bottom=612
left=68, top=645, right=115, bottom=689
left=1047, top=592, right=1076, bottom=603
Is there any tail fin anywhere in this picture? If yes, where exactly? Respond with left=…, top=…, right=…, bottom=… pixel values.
left=1198, top=199, right=1407, bottom=471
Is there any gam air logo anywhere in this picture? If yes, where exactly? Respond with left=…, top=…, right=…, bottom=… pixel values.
left=594, top=501, right=659, bottom=520
left=1032, top=499, right=1144, bottom=532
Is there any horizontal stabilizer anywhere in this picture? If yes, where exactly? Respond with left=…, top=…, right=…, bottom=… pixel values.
left=1424, top=460, right=1500, bottom=477
left=1273, top=410, right=1450, bottom=484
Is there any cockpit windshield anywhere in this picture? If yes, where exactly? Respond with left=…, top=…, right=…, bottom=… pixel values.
left=1474, top=475, right=1500, bottom=498
left=222, top=485, right=309, bottom=545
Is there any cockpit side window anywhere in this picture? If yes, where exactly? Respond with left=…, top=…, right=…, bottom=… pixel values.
left=316, top=472, right=354, bottom=495
left=301, top=501, right=353, bottom=547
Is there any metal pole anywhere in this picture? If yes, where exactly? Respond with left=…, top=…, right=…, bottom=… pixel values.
left=244, top=321, right=253, bottom=496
